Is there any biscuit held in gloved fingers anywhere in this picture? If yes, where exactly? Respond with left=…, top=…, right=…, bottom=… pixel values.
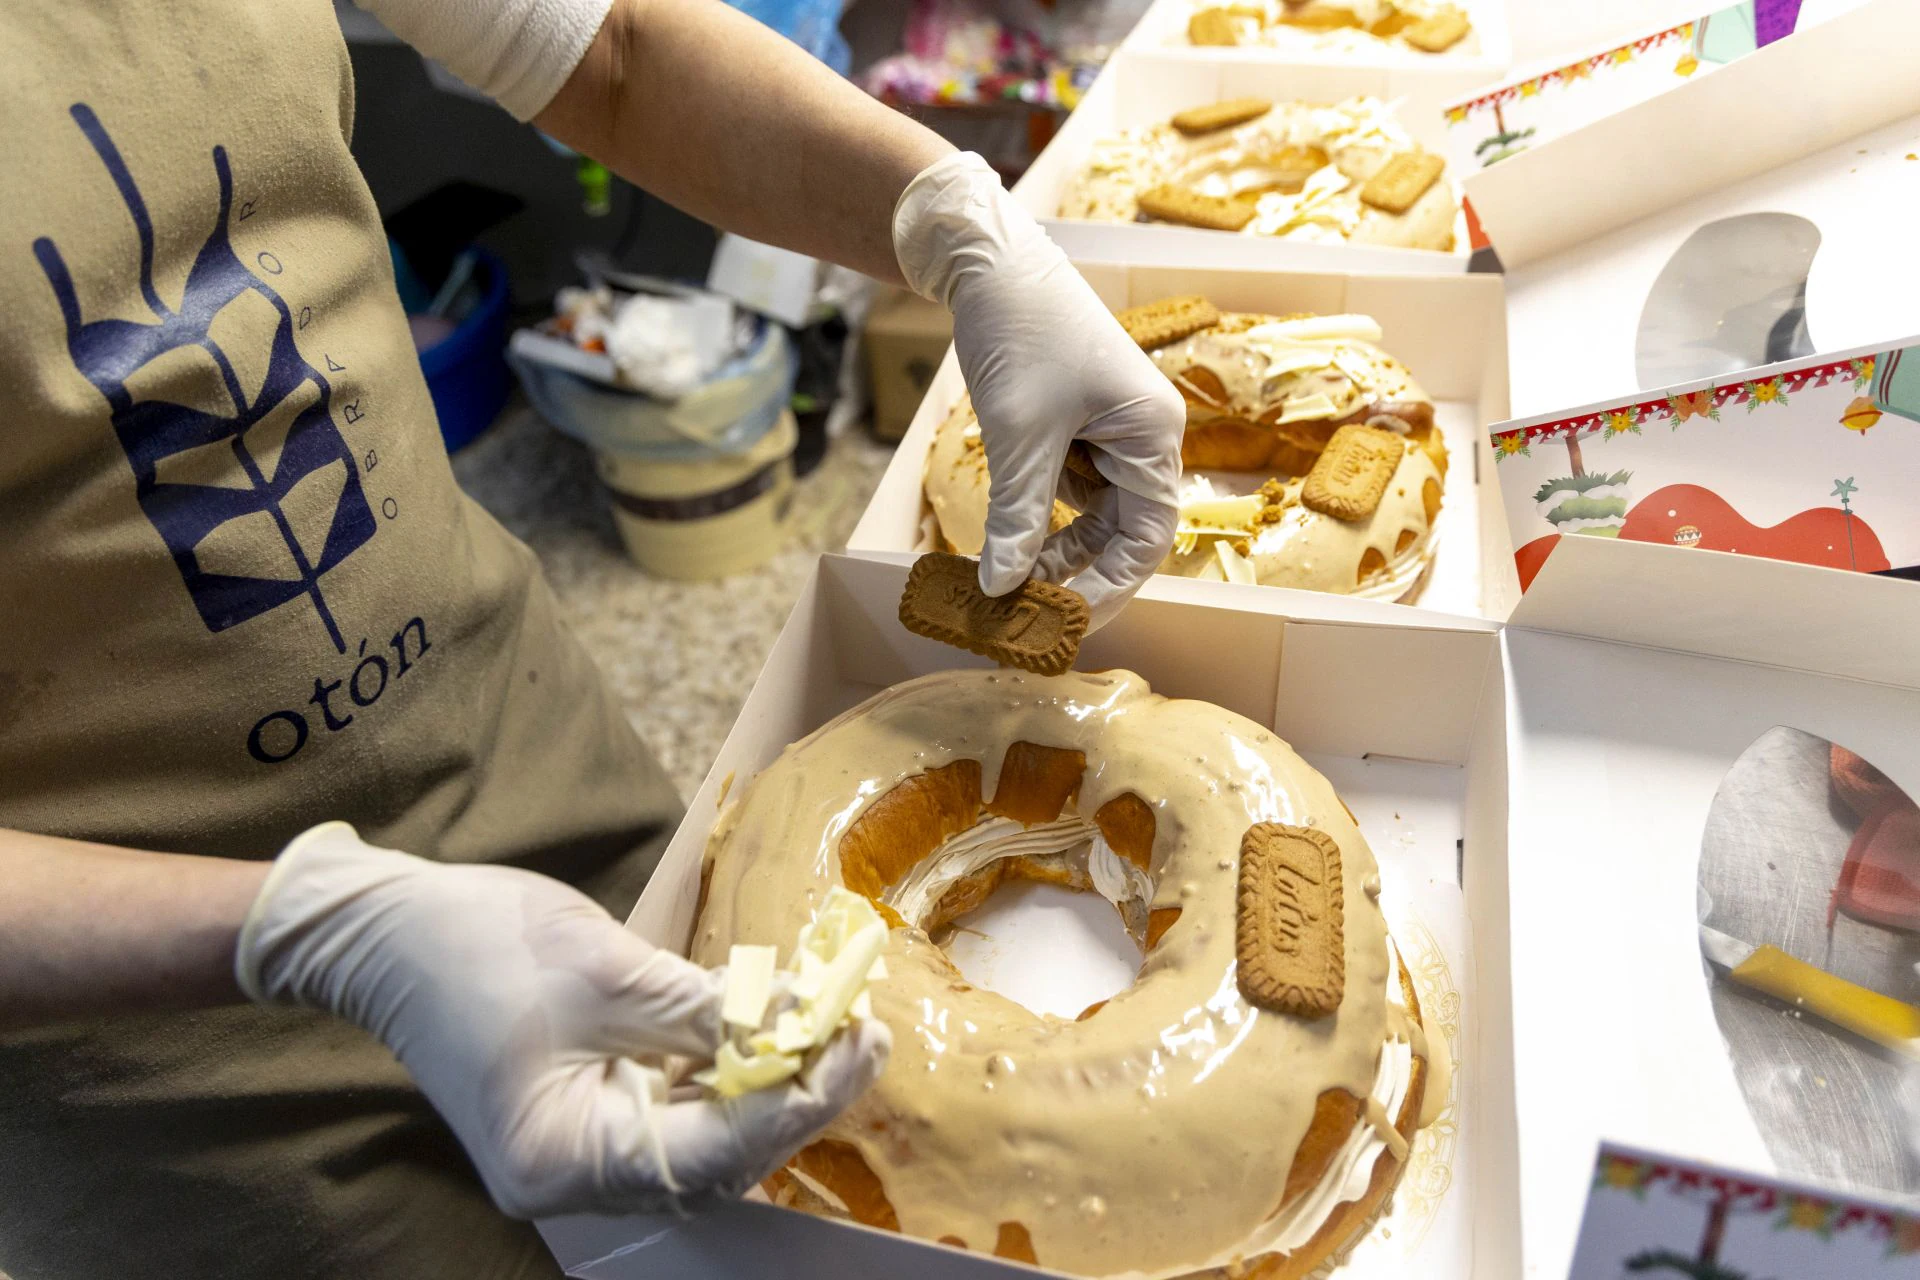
left=894, top=151, right=1183, bottom=630
left=235, top=821, right=890, bottom=1217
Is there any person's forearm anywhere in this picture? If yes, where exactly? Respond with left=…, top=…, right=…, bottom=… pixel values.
left=535, top=0, right=953, bottom=284
left=0, top=828, right=269, bottom=1031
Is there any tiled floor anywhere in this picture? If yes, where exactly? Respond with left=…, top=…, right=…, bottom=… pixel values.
left=452, top=401, right=895, bottom=801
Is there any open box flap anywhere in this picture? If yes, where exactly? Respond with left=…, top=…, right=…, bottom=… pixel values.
left=1464, top=0, right=1920, bottom=272
left=1498, top=613, right=1920, bottom=1279
left=1440, top=2, right=1813, bottom=183
left=1483, top=327, right=1920, bottom=626
left=1507, top=534, right=1920, bottom=691
left=1507, top=0, right=1729, bottom=66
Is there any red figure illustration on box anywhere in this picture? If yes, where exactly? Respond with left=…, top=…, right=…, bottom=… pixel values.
left=1514, top=484, right=1888, bottom=590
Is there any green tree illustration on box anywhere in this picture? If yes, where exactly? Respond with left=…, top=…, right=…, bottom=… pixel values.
left=1593, top=1150, right=1920, bottom=1275
left=1474, top=99, right=1535, bottom=167
left=1533, top=417, right=1634, bottom=538
left=1599, top=1155, right=1773, bottom=1280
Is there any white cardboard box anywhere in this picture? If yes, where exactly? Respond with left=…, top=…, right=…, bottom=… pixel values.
left=1437, top=4, right=1806, bottom=180
left=1504, top=0, right=1706, bottom=67
left=1461, top=0, right=1920, bottom=417
left=1117, top=0, right=1512, bottom=126
left=1482, top=330, right=1920, bottom=593
left=1496, top=531, right=1920, bottom=1278
left=1014, top=51, right=1476, bottom=275
left=538, top=538, right=1920, bottom=1279
left=846, top=262, right=1516, bottom=623
left=541, top=550, right=1514, bottom=1280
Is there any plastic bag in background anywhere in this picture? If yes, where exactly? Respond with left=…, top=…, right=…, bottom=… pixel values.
left=726, top=0, right=851, bottom=73
left=606, top=292, right=738, bottom=401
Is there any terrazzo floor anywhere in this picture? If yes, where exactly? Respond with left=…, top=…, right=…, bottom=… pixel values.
left=452, top=400, right=896, bottom=801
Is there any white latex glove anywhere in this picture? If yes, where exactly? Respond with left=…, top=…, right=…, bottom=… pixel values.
left=895, top=151, right=1184, bottom=629
left=235, top=822, right=889, bottom=1217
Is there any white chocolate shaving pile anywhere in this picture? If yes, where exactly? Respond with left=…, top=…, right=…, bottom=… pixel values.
left=693, top=886, right=890, bottom=1098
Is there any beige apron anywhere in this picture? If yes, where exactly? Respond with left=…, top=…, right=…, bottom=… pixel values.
left=0, top=4, right=679, bottom=1276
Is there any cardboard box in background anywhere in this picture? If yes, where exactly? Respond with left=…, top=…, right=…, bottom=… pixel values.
left=540, top=551, right=1512, bottom=1280
left=1013, top=52, right=1475, bottom=275
left=1438, top=2, right=1805, bottom=178
left=1485, top=332, right=1920, bottom=592
left=1506, top=0, right=1715, bottom=65
left=1119, top=0, right=1513, bottom=119
left=863, top=287, right=953, bottom=442
left=847, top=262, right=1516, bottom=624
left=1568, top=1143, right=1920, bottom=1279
left=1461, top=0, right=1920, bottom=417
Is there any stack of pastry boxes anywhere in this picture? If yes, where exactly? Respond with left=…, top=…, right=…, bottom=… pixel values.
left=536, top=3, right=1920, bottom=1278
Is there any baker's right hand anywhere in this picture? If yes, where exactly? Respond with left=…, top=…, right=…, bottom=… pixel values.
left=234, top=821, right=890, bottom=1216
left=893, top=151, right=1184, bottom=630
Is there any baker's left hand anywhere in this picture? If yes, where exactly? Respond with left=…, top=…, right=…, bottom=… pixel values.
left=894, top=152, right=1184, bottom=629
left=235, top=822, right=889, bottom=1218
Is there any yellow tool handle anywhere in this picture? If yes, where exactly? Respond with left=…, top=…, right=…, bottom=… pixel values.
left=1731, top=944, right=1920, bottom=1056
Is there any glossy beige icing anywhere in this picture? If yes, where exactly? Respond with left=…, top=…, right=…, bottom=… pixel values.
left=1058, top=98, right=1457, bottom=252
left=923, top=397, right=992, bottom=555
left=1167, top=453, right=1441, bottom=599
left=1149, top=313, right=1426, bottom=424
left=695, top=669, right=1415, bottom=1277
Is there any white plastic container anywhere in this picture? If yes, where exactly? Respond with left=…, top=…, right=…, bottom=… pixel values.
left=594, top=408, right=798, bottom=580
left=511, top=319, right=799, bottom=579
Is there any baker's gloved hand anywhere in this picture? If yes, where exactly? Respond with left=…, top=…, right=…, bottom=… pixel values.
left=894, top=151, right=1184, bottom=629
left=235, top=821, right=889, bottom=1217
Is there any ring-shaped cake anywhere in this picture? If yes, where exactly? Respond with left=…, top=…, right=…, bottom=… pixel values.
left=693, top=668, right=1439, bottom=1278
left=923, top=310, right=1447, bottom=599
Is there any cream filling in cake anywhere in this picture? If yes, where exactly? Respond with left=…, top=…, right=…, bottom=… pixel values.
left=883, top=816, right=1155, bottom=945
left=696, top=669, right=1419, bottom=1277
left=782, top=945, right=1429, bottom=1279
left=1060, top=99, right=1456, bottom=252
left=1147, top=313, right=1424, bottom=421
left=1217, top=940, right=1420, bottom=1271
left=1168, top=464, right=1440, bottom=601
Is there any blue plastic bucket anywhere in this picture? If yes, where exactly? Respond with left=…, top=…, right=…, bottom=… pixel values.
left=418, top=247, right=511, bottom=452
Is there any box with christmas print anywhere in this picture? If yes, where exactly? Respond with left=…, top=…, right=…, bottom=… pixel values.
left=1485, top=333, right=1920, bottom=592
left=1459, top=0, right=1920, bottom=419
left=1438, top=1, right=1805, bottom=178
left=1570, top=1144, right=1920, bottom=1278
